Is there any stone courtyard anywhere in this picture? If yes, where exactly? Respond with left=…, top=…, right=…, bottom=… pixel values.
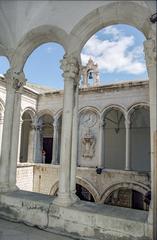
left=0, top=1, right=156, bottom=240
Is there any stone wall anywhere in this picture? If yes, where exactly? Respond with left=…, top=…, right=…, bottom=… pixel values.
left=17, top=164, right=150, bottom=204
left=16, top=164, right=34, bottom=191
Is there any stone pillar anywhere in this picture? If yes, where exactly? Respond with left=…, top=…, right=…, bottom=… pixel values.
left=53, top=54, right=79, bottom=207
left=0, top=116, right=4, bottom=158
left=0, top=70, right=26, bottom=192
left=17, top=118, right=23, bottom=164
left=35, top=122, right=42, bottom=163
left=70, top=78, right=79, bottom=202
left=125, top=118, right=131, bottom=170
left=144, top=38, right=156, bottom=240
left=9, top=72, right=26, bottom=190
left=98, top=119, right=105, bottom=168
left=27, top=123, right=36, bottom=163
left=52, top=117, right=59, bottom=164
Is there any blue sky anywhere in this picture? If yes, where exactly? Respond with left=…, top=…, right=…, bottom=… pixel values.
left=0, top=24, right=148, bottom=89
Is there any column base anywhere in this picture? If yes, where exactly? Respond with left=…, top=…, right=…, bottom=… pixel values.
left=0, top=183, right=19, bottom=193
left=125, top=168, right=131, bottom=171
left=71, top=190, right=79, bottom=203
left=53, top=191, right=77, bottom=207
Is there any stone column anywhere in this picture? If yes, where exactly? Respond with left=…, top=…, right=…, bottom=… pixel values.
left=0, top=116, right=4, bottom=158
left=144, top=38, right=156, bottom=240
left=98, top=119, right=105, bottom=168
left=52, top=117, right=59, bottom=164
left=9, top=72, right=26, bottom=190
left=70, top=78, right=79, bottom=202
left=0, top=70, right=26, bottom=192
left=125, top=118, right=131, bottom=171
left=27, top=123, right=36, bottom=163
left=53, top=54, right=79, bottom=207
left=17, top=118, right=23, bottom=164
left=35, top=122, right=42, bottom=163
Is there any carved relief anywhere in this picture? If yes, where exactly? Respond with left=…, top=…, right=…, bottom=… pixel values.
left=81, top=128, right=96, bottom=158
left=5, top=69, right=26, bottom=91
left=80, top=111, right=97, bottom=128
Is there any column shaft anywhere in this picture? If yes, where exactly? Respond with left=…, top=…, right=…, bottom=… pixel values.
left=0, top=76, right=16, bottom=190
left=17, top=120, right=23, bottom=163
left=144, top=39, right=156, bottom=240
left=52, top=119, right=58, bottom=164
left=125, top=119, right=131, bottom=170
left=0, top=118, right=4, bottom=158
left=70, top=82, right=79, bottom=201
left=0, top=70, right=26, bottom=191
left=53, top=54, right=79, bottom=207
left=9, top=90, right=23, bottom=189
left=27, top=125, right=36, bottom=163
left=98, top=120, right=105, bottom=168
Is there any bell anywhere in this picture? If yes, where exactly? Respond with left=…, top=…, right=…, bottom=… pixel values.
left=88, top=71, right=93, bottom=79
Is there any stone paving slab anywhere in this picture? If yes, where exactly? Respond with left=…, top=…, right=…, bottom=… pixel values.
left=0, top=218, right=83, bottom=240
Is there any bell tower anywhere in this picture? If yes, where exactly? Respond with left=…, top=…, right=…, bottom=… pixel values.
left=81, top=58, right=100, bottom=88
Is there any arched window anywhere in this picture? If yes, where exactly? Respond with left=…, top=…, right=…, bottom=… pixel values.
left=130, top=106, right=150, bottom=171
left=104, top=108, right=125, bottom=170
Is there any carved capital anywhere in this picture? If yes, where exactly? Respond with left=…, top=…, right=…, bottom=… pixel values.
left=125, top=119, right=131, bottom=128
left=144, top=39, right=156, bottom=67
left=5, top=69, right=26, bottom=92
left=60, top=54, right=80, bottom=81
left=99, top=119, right=106, bottom=128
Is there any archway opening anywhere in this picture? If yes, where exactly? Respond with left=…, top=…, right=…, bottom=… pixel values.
left=104, top=187, right=147, bottom=210
left=76, top=184, right=95, bottom=202
left=36, top=114, right=53, bottom=164
left=130, top=106, right=150, bottom=171
left=53, top=184, right=95, bottom=203
left=24, top=42, right=65, bottom=90
left=104, top=108, right=125, bottom=170
left=0, top=56, right=10, bottom=77
left=81, top=24, right=148, bottom=87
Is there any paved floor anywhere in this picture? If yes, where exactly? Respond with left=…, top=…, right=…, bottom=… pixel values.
left=0, top=218, right=83, bottom=240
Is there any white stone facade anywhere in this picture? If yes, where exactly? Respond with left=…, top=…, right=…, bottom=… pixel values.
left=0, top=1, right=156, bottom=239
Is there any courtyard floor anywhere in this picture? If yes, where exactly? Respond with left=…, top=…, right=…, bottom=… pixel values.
left=0, top=218, right=87, bottom=240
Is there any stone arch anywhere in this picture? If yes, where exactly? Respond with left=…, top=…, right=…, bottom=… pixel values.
left=79, top=106, right=100, bottom=116
left=36, top=109, right=54, bottom=121
left=69, top=1, right=153, bottom=54
left=102, top=104, right=126, bottom=120
left=76, top=177, right=100, bottom=202
left=127, top=102, right=149, bottom=116
left=102, top=104, right=126, bottom=170
left=21, top=107, right=36, bottom=122
left=127, top=103, right=150, bottom=171
left=100, top=181, right=150, bottom=204
left=11, top=25, right=68, bottom=72
left=53, top=109, right=63, bottom=122
left=78, top=106, right=100, bottom=167
left=49, top=180, right=59, bottom=196
left=49, top=177, right=100, bottom=202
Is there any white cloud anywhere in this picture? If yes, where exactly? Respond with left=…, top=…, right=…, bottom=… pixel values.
left=81, top=26, right=146, bottom=75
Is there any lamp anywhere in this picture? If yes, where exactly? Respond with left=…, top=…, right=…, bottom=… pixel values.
left=150, top=13, right=157, bottom=23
